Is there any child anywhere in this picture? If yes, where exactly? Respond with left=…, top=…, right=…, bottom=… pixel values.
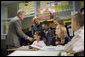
left=31, top=31, right=46, bottom=48
left=55, top=25, right=71, bottom=46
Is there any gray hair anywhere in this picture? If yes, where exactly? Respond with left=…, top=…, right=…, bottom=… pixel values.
left=17, top=10, right=25, bottom=16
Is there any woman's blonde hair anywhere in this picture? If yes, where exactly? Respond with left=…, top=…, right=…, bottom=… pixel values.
left=57, top=25, right=68, bottom=39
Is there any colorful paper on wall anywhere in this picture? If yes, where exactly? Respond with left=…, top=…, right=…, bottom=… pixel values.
left=37, top=8, right=51, bottom=21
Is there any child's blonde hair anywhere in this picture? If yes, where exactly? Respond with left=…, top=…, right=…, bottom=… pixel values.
left=57, top=25, right=68, bottom=39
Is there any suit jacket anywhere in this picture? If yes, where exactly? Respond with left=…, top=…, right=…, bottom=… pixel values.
left=6, top=16, right=28, bottom=48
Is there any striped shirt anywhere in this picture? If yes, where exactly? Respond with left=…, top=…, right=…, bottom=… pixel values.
left=64, top=26, right=84, bottom=53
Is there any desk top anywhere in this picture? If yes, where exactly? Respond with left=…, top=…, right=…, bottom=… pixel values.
left=8, top=46, right=66, bottom=56
left=8, top=51, right=60, bottom=56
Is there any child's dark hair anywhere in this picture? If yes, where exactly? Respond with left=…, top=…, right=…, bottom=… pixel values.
left=80, top=7, right=84, bottom=13
left=34, top=31, right=43, bottom=40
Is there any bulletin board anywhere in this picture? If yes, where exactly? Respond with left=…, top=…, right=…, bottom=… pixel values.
left=37, top=8, right=51, bottom=21
left=37, top=7, right=56, bottom=21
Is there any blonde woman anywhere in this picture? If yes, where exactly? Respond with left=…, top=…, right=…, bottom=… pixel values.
left=55, top=25, right=71, bottom=46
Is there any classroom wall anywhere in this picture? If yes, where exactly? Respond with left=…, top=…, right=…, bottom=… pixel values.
left=8, top=3, right=18, bottom=18
left=4, top=6, right=8, bottom=19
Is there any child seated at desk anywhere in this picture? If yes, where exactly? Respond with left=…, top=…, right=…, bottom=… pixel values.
left=31, top=31, right=46, bottom=48
left=55, top=25, right=71, bottom=46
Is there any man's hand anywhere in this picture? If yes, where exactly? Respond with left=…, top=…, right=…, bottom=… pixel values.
left=28, top=37, right=35, bottom=42
left=28, top=37, right=33, bottom=42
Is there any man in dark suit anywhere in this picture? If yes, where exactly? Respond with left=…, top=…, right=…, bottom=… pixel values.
left=6, top=11, right=33, bottom=49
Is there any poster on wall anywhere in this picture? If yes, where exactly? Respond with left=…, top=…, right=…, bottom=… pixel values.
left=37, top=8, right=50, bottom=21
left=37, top=7, right=56, bottom=21
left=37, top=8, right=51, bottom=21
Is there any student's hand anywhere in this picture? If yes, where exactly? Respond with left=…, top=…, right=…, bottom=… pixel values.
left=60, top=40, right=65, bottom=44
left=67, top=52, right=74, bottom=56
left=55, top=41, right=59, bottom=45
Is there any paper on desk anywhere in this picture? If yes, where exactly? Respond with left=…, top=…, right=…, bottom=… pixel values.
left=40, top=46, right=65, bottom=51
left=17, top=45, right=65, bottom=51
left=17, top=46, right=29, bottom=49
left=30, top=45, right=44, bottom=49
